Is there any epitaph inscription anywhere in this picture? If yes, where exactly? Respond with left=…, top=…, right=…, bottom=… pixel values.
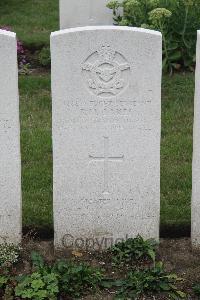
left=82, top=45, right=130, bottom=97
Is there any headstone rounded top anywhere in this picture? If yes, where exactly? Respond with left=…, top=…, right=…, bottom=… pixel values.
left=51, top=26, right=162, bottom=38
left=0, top=29, right=16, bottom=38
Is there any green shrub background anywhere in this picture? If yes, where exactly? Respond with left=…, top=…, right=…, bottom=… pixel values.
left=107, top=0, right=200, bottom=73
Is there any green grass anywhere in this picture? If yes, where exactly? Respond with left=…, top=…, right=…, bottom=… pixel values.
left=0, top=0, right=59, bottom=48
left=161, top=73, right=194, bottom=228
left=20, top=75, right=52, bottom=228
left=19, top=73, right=194, bottom=229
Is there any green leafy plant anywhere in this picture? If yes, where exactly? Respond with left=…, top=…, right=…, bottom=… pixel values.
left=193, top=283, right=200, bottom=296
left=18, top=63, right=32, bottom=75
left=38, top=47, right=51, bottom=68
left=3, top=285, right=14, bottom=300
left=15, top=251, right=103, bottom=299
left=53, top=259, right=103, bottom=298
left=114, top=262, right=186, bottom=299
left=15, top=272, right=59, bottom=300
left=31, top=251, right=45, bottom=270
left=0, top=274, right=14, bottom=300
left=0, top=243, right=21, bottom=267
left=0, top=274, right=10, bottom=289
left=107, top=0, right=159, bottom=26
left=14, top=252, right=58, bottom=300
left=107, top=0, right=200, bottom=72
left=110, top=236, right=157, bottom=266
left=31, top=251, right=104, bottom=297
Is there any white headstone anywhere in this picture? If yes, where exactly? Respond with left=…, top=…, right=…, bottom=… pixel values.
left=0, top=30, right=21, bottom=244
left=51, top=26, right=162, bottom=250
left=192, top=31, right=200, bottom=247
left=59, top=0, right=113, bottom=29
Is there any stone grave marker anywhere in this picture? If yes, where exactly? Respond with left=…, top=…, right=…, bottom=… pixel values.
left=51, top=26, right=162, bottom=249
left=59, top=0, right=113, bottom=29
left=0, top=29, right=21, bottom=244
left=192, top=30, right=200, bottom=247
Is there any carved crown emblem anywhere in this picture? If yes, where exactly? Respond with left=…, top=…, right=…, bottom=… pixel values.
left=82, top=44, right=130, bottom=97
left=97, top=45, right=116, bottom=62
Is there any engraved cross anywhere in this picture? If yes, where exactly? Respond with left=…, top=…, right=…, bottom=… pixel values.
left=89, top=137, right=124, bottom=195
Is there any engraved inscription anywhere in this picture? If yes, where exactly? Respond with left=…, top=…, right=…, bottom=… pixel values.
left=0, top=118, right=12, bottom=132
left=82, top=45, right=130, bottom=97
left=89, top=137, right=124, bottom=195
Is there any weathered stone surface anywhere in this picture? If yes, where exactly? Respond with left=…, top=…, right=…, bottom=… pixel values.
left=51, top=26, right=162, bottom=249
left=0, top=30, right=21, bottom=244
left=192, top=31, right=200, bottom=247
left=59, top=0, right=113, bottom=29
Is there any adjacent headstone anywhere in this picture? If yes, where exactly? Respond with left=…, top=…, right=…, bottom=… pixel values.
left=192, top=31, right=200, bottom=247
left=51, top=26, right=162, bottom=250
left=0, top=30, right=21, bottom=244
left=59, top=0, right=113, bottom=29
